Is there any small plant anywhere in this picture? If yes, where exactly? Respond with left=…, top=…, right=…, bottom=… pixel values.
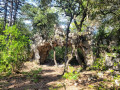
left=110, top=69, right=114, bottom=73
left=49, top=87, right=57, bottom=90
left=88, top=85, right=94, bottom=89
left=63, top=66, right=80, bottom=80
left=92, top=57, right=106, bottom=70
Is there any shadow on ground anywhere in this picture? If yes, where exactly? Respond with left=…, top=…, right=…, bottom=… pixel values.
left=0, top=69, right=62, bottom=90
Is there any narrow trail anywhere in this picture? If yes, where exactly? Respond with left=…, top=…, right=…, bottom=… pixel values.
left=0, top=61, right=79, bottom=90
left=0, top=61, right=115, bottom=90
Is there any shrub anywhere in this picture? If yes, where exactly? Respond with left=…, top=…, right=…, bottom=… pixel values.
left=0, top=25, right=30, bottom=73
left=63, top=66, right=80, bottom=80
left=92, top=57, right=106, bottom=70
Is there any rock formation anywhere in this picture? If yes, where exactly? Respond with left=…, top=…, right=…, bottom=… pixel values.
left=29, top=25, right=94, bottom=66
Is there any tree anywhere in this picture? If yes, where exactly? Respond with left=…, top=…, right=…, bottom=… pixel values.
left=90, top=0, right=120, bottom=52
left=0, top=0, right=26, bottom=29
left=22, top=2, right=58, bottom=40
left=0, top=0, right=31, bottom=74
left=55, top=0, right=90, bottom=68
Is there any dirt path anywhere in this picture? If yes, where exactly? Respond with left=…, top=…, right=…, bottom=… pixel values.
left=0, top=61, right=75, bottom=90
left=0, top=61, right=116, bottom=90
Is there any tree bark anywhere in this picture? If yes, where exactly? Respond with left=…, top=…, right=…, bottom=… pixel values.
left=53, top=48, right=58, bottom=66
left=34, top=48, right=40, bottom=64
left=9, top=0, right=13, bottom=26
left=79, top=8, right=87, bottom=31
left=66, top=49, right=74, bottom=67
left=13, top=0, right=18, bottom=25
left=3, top=0, right=8, bottom=30
left=74, top=17, right=80, bottom=31
left=62, top=17, right=73, bottom=76
left=64, top=17, right=72, bottom=67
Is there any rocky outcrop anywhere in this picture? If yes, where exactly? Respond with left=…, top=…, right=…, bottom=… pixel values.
left=29, top=25, right=94, bottom=66
left=30, top=33, right=52, bottom=64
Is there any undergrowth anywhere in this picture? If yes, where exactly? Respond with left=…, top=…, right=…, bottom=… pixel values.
left=21, top=68, right=42, bottom=83
left=63, top=66, right=82, bottom=80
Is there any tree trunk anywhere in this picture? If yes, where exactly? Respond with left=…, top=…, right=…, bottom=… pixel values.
left=66, top=49, right=73, bottom=67
left=79, top=8, right=87, bottom=31
left=13, top=0, right=18, bottom=25
left=34, top=48, right=40, bottom=64
left=64, top=17, right=72, bottom=67
left=62, top=17, right=73, bottom=75
left=73, top=8, right=87, bottom=32
left=53, top=48, right=58, bottom=66
left=9, top=0, right=13, bottom=26
left=3, top=0, right=8, bottom=30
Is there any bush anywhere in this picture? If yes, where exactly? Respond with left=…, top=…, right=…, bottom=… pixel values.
left=0, top=25, right=30, bottom=73
left=63, top=66, right=80, bottom=80
left=92, top=57, right=106, bottom=70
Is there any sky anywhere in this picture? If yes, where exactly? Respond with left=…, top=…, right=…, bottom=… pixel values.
left=25, top=0, right=38, bottom=7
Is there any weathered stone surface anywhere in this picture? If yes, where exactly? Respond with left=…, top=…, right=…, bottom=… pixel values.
left=30, top=25, right=94, bottom=65
left=104, top=53, right=120, bottom=70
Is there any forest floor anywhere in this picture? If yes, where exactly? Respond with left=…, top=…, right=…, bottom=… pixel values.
left=0, top=61, right=119, bottom=90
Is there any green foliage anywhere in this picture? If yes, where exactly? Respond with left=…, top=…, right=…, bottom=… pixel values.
left=63, top=71, right=79, bottom=80
left=92, top=57, right=106, bottom=70
left=88, top=85, right=94, bottom=89
left=22, top=3, right=58, bottom=39
left=48, top=46, right=65, bottom=61
left=16, top=19, right=31, bottom=37
left=49, top=87, right=57, bottom=90
left=33, top=9, right=58, bottom=37
left=106, top=53, right=117, bottom=58
left=0, top=25, right=30, bottom=73
left=63, top=66, right=80, bottom=80
left=56, top=0, right=84, bottom=17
